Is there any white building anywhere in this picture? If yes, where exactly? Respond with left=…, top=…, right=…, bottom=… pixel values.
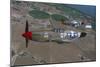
left=85, top=24, right=92, bottom=29
left=71, top=20, right=81, bottom=27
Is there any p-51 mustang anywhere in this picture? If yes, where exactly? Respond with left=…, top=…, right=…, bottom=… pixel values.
left=22, top=20, right=87, bottom=48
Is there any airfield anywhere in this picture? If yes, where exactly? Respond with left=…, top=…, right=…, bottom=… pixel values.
left=10, top=1, right=96, bottom=66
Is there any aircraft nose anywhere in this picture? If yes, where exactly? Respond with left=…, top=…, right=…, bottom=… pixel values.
left=22, top=32, right=32, bottom=40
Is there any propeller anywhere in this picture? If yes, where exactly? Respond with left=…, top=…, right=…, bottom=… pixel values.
left=22, top=20, right=32, bottom=48
left=25, top=20, right=29, bottom=48
left=25, top=20, right=29, bottom=32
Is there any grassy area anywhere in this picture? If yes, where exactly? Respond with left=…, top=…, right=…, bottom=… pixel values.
left=51, top=14, right=68, bottom=21
left=47, top=4, right=83, bottom=18
left=31, top=4, right=40, bottom=10
left=29, top=10, right=68, bottom=21
left=56, top=4, right=82, bottom=18
left=29, top=10, right=50, bottom=19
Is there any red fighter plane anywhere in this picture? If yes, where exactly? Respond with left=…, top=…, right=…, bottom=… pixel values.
left=22, top=20, right=87, bottom=48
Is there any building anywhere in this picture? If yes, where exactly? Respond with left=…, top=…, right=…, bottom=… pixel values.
left=85, top=24, right=92, bottom=29
left=71, top=20, right=81, bottom=27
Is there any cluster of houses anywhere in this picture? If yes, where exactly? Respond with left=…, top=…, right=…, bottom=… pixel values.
left=70, top=20, right=92, bottom=29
